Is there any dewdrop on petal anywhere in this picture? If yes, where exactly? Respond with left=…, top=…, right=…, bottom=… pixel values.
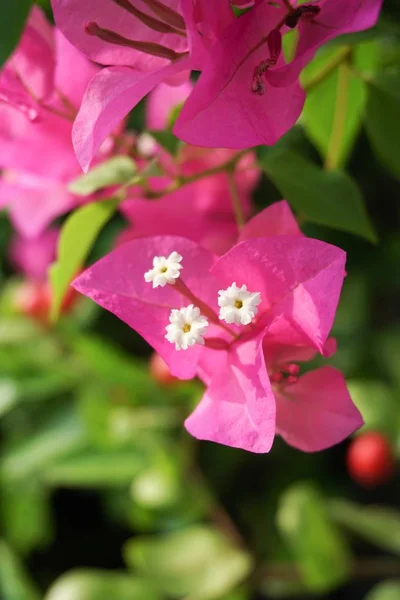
left=144, top=251, right=183, bottom=288
left=218, top=282, right=261, bottom=325
left=165, top=305, right=209, bottom=350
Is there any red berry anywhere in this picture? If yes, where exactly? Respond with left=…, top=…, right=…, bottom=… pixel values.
left=14, top=280, right=78, bottom=324
left=346, top=431, right=396, bottom=488
left=149, top=352, right=179, bottom=386
left=14, top=280, right=50, bottom=323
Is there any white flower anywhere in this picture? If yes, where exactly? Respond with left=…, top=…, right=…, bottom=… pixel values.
left=218, top=282, right=261, bottom=325
left=165, top=305, right=209, bottom=350
left=144, top=251, right=183, bottom=288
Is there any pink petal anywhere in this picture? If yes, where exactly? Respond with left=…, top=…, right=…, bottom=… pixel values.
left=8, top=5, right=55, bottom=101
left=174, top=2, right=304, bottom=148
left=52, top=0, right=188, bottom=70
left=146, top=81, right=192, bottom=130
left=120, top=185, right=240, bottom=255
left=276, top=366, right=363, bottom=452
left=239, top=200, right=302, bottom=241
left=72, top=236, right=218, bottom=379
left=180, top=0, right=234, bottom=70
left=185, top=335, right=276, bottom=453
left=0, top=176, right=79, bottom=238
left=269, top=0, right=383, bottom=87
left=263, top=313, right=337, bottom=367
left=10, top=228, right=59, bottom=281
left=211, top=236, right=346, bottom=353
left=73, top=57, right=190, bottom=171
left=53, top=30, right=99, bottom=111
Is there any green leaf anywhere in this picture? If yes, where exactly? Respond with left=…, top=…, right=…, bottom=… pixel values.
left=276, top=483, right=352, bottom=593
left=302, top=42, right=379, bottom=169
left=0, top=409, right=86, bottom=481
left=0, top=380, right=18, bottom=418
left=124, top=526, right=253, bottom=599
left=0, top=540, right=40, bottom=600
left=365, top=74, right=400, bottom=181
left=49, top=198, right=118, bottom=321
left=43, top=449, right=145, bottom=487
left=329, top=500, right=400, bottom=556
left=0, top=482, right=53, bottom=554
left=364, top=581, right=400, bottom=600
left=149, top=130, right=182, bottom=155
left=68, top=156, right=137, bottom=196
left=45, top=570, right=162, bottom=600
left=0, top=1, right=32, bottom=67
left=347, top=380, right=399, bottom=441
left=260, top=148, right=376, bottom=241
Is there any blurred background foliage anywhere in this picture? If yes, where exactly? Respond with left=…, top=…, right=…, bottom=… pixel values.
left=0, top=1, right=400, bottom=599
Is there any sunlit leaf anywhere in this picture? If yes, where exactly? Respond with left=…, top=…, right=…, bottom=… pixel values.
left=302, top=42, right=379, bottom=169
left=50, top=198, right=118, bottom=321
left=68, top=156, right=136, bottom=196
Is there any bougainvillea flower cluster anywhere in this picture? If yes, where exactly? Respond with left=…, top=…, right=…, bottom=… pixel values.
left=73, top=202, right=363, bottom=453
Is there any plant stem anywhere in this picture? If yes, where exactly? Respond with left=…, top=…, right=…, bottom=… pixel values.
left=228, top=170, right=245, bottom=230
left=303, top=46, right=352, bottom=93
left=143, top=150, right=251, bottom=199
left=324, top=59, right=351, bottom=171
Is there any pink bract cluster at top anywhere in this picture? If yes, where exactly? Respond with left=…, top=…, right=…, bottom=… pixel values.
left=52, top=0, right=382, bottom=170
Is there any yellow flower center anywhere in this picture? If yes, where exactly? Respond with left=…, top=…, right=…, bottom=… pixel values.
left=183, top=323, right=191, bottom=333
left=235, top=299, right=243, bottom=309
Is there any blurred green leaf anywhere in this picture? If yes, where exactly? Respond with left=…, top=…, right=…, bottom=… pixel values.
left=0, top=408, right=86, bottom=481
left=329, top=500, right=400, bottom=556
left=260, top=574, right=309, bottom=599
left=365, top=74, right=400, bottom=181
left=376, top=329, right=400, bottom=388
left=124, top=525, right=253, bottom=599
left=364, top=580, right=400, bottom=600
left=73, top=334, right=154, bottom=391
left=303, top=42, right=378, bottom=169
left=277, top=483, right=352, bottom=593
left=149, top=130, right=182, bottom=155
left=44, top=570, right=162, bottom=600
left=347, top=380, right=399, bottom=441
left=50, top=198, right=118, bottom=321
left=0, top=482, right=52, bottom=554
left=0, top=1, right=32, bottom=67
left=131, top=463, right=181, bottom=510
left=43, top=448, right=145, bottom=487
left=68, top=156, right=137, bottom=196
left=0, top=380, right=18, bottom=418
left=260, top=149, right=376, bottom=241
left=0, top=540, right=40, bottom=600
